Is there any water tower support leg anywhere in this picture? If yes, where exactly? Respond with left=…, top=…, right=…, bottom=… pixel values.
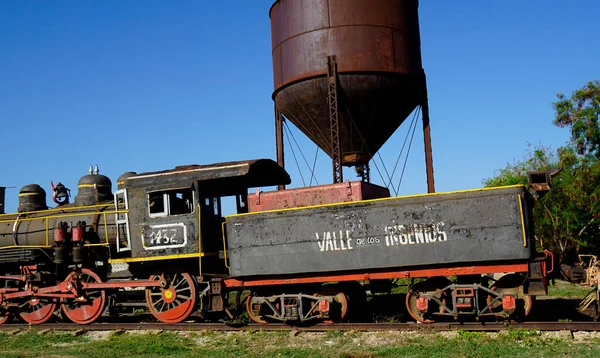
left=327, top=55, right=343, bottom=184
left=275, top=104, right=286, bottom=190
left=355, top=163, right=370, bottom=183
left=421, top=100, right=435, bottom=193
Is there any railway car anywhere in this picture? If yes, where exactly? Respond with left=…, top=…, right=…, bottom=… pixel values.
left=0, top=160, right=553, bottom=325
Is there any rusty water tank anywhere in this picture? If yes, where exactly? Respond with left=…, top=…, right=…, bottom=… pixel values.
left=270, top=0, right=425, bottom=165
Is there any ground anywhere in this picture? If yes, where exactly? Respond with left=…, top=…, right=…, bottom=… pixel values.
left=2, top=279, right=597, bottom=357
left=2, top=329, right=600, bottom=358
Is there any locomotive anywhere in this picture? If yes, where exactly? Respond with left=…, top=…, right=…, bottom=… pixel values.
left=0, top=162, right=553, bottom=325
left=0, top=0, right=559, bottom=326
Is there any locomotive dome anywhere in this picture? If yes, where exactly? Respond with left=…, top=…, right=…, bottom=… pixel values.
left=116, top=172, right=137, bottom=190
left=74, top=173, right=113, bottom=206
left=17, top=184, right=48, bottom=212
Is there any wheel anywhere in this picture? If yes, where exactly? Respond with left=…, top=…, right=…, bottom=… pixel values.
left=0, top=279, right=12, bottom=324
left=61, top=269, right=106, bottom=325
left=145, top=272, right=197, bottom=324
left=487, top=274, right=533, bottom=319
left=245, top=294, right=268, bottom=324
left=0, top=309, right=11, bottom=325
left=405, top=277, right=451, bottom=323
left=314, top=288, right=348, bottom=324
left=19, top=297, right=57, bottom=324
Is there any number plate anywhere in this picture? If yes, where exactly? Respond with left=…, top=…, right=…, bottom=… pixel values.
left=142, top=223, right=187, bottom=250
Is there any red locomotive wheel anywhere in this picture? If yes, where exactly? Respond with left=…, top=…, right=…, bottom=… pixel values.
left=19, top=297, right=57, bottom=324
left=61, top=269, right=106, bottom=325
left=145, top=272, right=197, bottom=324
left=0, top=310, right=11, bottom=325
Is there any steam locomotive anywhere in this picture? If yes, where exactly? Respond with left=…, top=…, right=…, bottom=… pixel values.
left=0, top=161, right=553, bottom=325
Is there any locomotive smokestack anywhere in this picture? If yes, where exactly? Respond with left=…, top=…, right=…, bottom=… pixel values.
left=0, top=186, right=5, bottom=214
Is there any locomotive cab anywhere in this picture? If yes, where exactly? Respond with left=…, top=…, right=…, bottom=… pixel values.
left=110, top=159, right=290, bottom=281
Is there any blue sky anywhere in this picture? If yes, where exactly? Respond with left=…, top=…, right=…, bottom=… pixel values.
left=1, top=1, right=599, bottom=212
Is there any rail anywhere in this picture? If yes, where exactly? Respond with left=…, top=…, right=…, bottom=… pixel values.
left=1, top=321, right=600, bottom=332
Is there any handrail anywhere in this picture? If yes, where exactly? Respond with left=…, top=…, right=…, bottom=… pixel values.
left=0, top=209, right=129, bottom=249
left=221, top=221, right=230, bottom=270
left=544, top=249, right=555, bottom=274
left=0, top=203, right=123, bottom=218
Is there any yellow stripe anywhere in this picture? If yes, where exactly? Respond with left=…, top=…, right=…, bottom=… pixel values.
left=226, top=184, right=527, bottom=218
left=18, top=192, right=43, bottom=197
left=0, top=209, right=128, bottom=224
left=109, top=252, right=205, bottom=264
left=78, top=184, right=110, bottom=188
left=518, top=194, right=527, bottom=247
left=222, top=221, right=230, bottom=270
left=117, top=181, right=125, bottom=185
left=197, top=203, right=203, bottom=280
left=0, top=245, right=52, bottom=249
left=0, top=203, right=114, bottom=218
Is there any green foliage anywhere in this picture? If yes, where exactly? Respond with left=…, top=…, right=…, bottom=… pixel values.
left=483, top=143, right=559, bottom=187
left=457, top=330, right=483, bottom=341
left=547, top=280, right=595, bottom=298
left=554, top=80, right=600, bottom=159
left=504, top=329, right=541, bottom=341
left=484, top=80, right=600, bottom=252
left=4, top=330, right=600, bottom=358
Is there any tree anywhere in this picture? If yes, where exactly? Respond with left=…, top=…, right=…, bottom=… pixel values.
left=551, top=81, right=600, bottom=252
left=482, top=144, right=558, bottom=187
left=484, top=80, right=600, bottom=253
left=553, top=80, right=600, bottom=159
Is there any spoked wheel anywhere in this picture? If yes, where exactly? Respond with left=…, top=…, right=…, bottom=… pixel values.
left=405, top=277, right=451, bottom=323
left=487, top=274, right=532, bottom=320
left=61, top=269, right=106, bottom=325
left=19, top=297, right=57, bottom=324
left=0, top=279, right=11, bottom=324
left=145, top=272, right=197, bottom=324
left=0, top=309, right=11, bottom=325
left=245, top=293, right=269, bottom=324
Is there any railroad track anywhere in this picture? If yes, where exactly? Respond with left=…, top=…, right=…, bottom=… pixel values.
left=1, top=321, right=600, bottom=332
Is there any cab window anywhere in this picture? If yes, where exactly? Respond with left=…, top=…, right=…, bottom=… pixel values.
left=148, top=188, right=194, bottom=217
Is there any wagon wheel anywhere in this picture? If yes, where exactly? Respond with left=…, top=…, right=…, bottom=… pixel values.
left=314, top=286, right=349, bottom=324
left=145, top=272, right=197, bottom=324
left=405, top=277, right=451, bottom=323
left=61, top=269, right=106, bottom=325
left=487, top=274, right=532, bottom=319
left=19, top=297, right=57, bottom=324
left=245, top=293, right=269, bottom=324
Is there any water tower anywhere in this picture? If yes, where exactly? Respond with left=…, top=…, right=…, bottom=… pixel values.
left=270, top=0, right=434, bottom=192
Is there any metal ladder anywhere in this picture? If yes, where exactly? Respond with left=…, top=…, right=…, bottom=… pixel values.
left=114, top=189, right=131, bottom=252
